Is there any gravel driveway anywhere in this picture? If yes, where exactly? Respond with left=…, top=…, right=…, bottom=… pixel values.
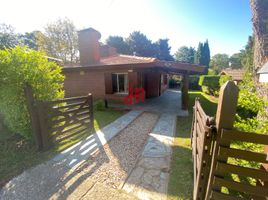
left=1, top=112, right=159, bottom=200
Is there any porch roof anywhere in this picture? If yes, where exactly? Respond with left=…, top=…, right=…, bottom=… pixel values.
left=63, top=54, right=205, bottom=74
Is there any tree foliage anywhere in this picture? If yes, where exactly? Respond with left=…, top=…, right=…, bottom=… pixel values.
left=155, top=39, right=174, bottom=61
left=229, top=53, right=243, bottom=69
left=0, top=24, right=19, bottom=49
left=106, top=36, right=129, bottom=54
left=194, top=40, right=210, bottom=74
left=38, top=18, right=78, bottom=63
left=0, top=47, right=64, bottom=139
left=209, top=53, right=229, bottom=73
left=174, top=46, right=196, bottom=63
left=106, top=31, right=173, bottom=60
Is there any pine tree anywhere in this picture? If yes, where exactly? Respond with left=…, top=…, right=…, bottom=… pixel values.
left=194, top=42, right=203, bottom=64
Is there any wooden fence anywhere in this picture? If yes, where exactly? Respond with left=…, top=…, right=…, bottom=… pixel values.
left=192, top=81, right=268, bottom=200
left=25, top=84, right=93, bottom=150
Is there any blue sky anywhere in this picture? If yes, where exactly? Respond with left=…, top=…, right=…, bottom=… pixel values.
left=0, top=0, right=252, bottom=55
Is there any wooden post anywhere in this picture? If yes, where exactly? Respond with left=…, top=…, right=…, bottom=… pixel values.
left=181, top=74, right=189, bottom=110
left=24, top=84, right=43, bottom=150
left=36, top=102, right=50, bottom=149
left=205, top=81, right=239, bottom=199
left=88, top=93, right=94, bottom=129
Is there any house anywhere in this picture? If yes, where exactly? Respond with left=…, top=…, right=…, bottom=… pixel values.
left=62, top=28, right=205, bottom=110
left=220, top=68, right=245, bottom=84
left=257, top=61, right=268, bottom=83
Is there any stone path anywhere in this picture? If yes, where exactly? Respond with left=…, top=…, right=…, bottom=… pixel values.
left=123, top=113, right=176, bottom=200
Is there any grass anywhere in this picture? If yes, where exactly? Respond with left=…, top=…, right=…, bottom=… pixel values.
left=0, top=107, right=125, bottom=187
left=167, top=91, right=218, bottom=200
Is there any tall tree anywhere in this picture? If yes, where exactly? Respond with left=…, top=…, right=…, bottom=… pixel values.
left=250, top=0, right=268, bottom=69
left=38, top=18, right=78, bottom=63
left=174, top=46, right=196, bottom=63
left=203, top=40, right=211, bottom=70
left=241, top=36, right=254, bottom=73
left=194, top=42, right=203, bottom=64
left=0, top=24, right=19, bottom=49
left=155, top=39, right=174, bottom=61
left=210, top=53, right=229, bottom=73
left=126, top=31, right=156, bottom=57
left=106, top=36, right=129, bottom=54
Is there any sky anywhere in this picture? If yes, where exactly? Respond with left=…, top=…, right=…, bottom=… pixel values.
left=0, top=0, right=252, bottom=56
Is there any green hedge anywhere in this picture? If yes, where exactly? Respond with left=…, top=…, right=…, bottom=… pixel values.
left=198, top=75, right=220, bottom=96
left=219, top=75, right=232, bottom=87
left=0, top=47, right=64, bottom=139
left=189, top=75, right=200, bottom=90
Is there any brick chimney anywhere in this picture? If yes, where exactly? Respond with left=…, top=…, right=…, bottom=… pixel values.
left=78, top=28, right=101, bottom=66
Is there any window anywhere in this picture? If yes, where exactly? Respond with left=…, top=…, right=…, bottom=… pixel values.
left=112, top=73, right=128, bottom=94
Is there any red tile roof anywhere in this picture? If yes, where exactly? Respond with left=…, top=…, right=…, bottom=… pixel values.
left=220, top=69, right=245, bottom=81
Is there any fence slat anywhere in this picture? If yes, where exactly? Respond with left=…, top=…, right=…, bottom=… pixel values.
left=221, top=129, right=268, bottom=145
left=216, top=162, right=268, bottom=181
left=213, top=177, right=268, bottom=197
left=218, top=147, right=268, bottom=163
left=211, top=191, right=245, bottom=200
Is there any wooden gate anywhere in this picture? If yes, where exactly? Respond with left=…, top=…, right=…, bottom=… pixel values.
left=191, top=99, right=216, bottom=200
left=25, top=84, right=94, bottom=150
left=192, top=81, right=268, bottom=199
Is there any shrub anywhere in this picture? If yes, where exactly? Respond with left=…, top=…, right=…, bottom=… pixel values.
left=94, top=99, right=105, bottom=111
left=198, top=75, right=220, bottom=96
left=189, top=75, right=200, bottom=90
left=0, top=46, right=64, bottom=139
left=219, top=75, right=232, bottom=87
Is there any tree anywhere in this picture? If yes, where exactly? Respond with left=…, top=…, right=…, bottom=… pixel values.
left=210, top=53, right=229, bottom=73
left=38, top=18, right=78, bottom=63
left=155, top=39, right=174, bottom=61
left=194, top=40, right=210, bottom=74
left=126, top=31, right=156, bottom=57
left=0, top=24, right=19, bottom=49
left=250, top=0, right=268, bottom=69
left=174, top=46, right=196, bottom=63
left=19, top=31, right=40, bottom=50
left=241, top=36, right=254, bottom=73
left=229, top=53, right=243, bottom=69
left=203, top=40, right=211, bottom=68
left=194, top=42, right=203, bottom=64
left=106, top=36, right=129, bottom=54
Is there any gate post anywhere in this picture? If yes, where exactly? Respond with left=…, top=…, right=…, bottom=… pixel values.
left=181, top=74, right=189, bottom=110
left=204, top=81, right=239, bottom=199
left=24, top=84, right=43, bottom=150
left=88, top=93, right=94, bottom=129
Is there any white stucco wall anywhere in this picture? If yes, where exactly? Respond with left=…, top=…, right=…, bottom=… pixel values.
left=259, top=73, right=268, bottom=83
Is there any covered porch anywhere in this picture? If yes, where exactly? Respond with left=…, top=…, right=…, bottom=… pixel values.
left=103, top=60, right=203, bottom=113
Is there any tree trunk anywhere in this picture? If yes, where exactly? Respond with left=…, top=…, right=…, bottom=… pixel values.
left=250, top=0, right=268, bottom=69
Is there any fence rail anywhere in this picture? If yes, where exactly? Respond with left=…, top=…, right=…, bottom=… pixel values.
left=191, top=81, right=268, bottom=200
left=25, top=84, right=93, bottom=150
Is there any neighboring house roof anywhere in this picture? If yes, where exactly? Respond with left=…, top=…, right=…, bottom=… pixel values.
left=63, top=54, right=205, bottom=74
left=220, top=69, right=245, bottom=81
left=257, top=61, right=268, bottom=74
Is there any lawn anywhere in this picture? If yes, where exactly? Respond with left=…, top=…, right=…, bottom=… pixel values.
left=167, top=91, right=218, bottom=200
left=0, top=107, right=125, bottom=188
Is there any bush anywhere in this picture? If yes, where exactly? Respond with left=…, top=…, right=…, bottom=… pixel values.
left=219, top=75, right=232, bottom=87
left=94, top=99, right=105, bottom=111
left=198, top=75, right=220, bottom=96
left=189, top=75, right=200, bottom=90
left=0, top=47, right=64, bottom=139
